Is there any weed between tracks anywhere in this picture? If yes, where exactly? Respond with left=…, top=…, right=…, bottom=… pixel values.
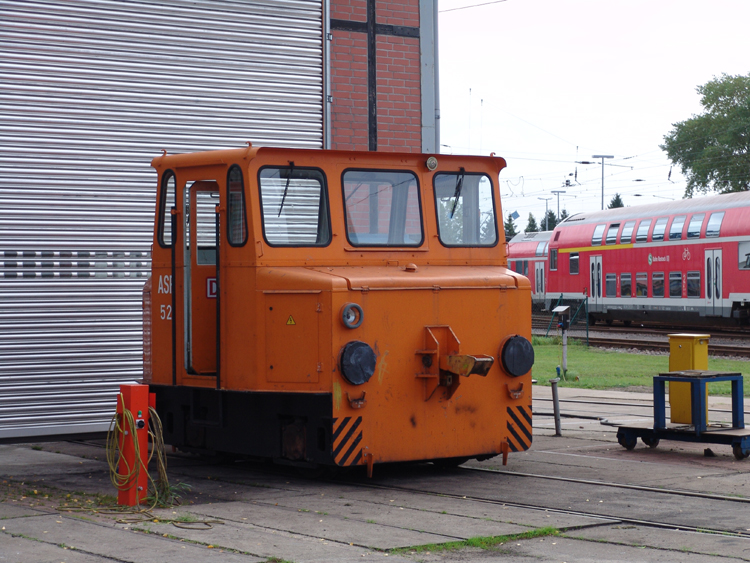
left=531, top=337, right=750, bottom=395
left=389, top=527, right=560, bottom=554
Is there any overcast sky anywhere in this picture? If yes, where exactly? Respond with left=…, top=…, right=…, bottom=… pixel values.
left=438, top=0, right=750, bottom=231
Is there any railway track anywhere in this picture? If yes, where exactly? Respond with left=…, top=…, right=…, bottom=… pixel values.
left=577, top=336, right=750, bottom=358
left=349, top=468, right=750, bottom=539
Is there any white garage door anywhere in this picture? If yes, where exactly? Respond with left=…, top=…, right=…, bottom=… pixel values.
left=0, top=0, right=323, bottom=440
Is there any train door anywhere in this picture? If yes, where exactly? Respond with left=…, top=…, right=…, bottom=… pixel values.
left=184, top=180, right=219, bottom=374
left=705, top=248, right=722, bottom=316
left=534, top=261, right=545, bottom=298
left=589, top=255, right=602, bottom=309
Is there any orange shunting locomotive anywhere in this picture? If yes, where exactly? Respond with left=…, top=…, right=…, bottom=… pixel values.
left=144, top=145, right=534, bottom=474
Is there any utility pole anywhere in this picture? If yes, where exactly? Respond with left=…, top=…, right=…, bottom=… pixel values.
left=538, top=196, right=552, bottom=231
left=551, top=189, right=566, bottom=221
left=592, top=155, right=614, bottom=210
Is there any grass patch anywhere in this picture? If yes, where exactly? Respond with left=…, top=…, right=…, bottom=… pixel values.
left=390, top=527, right=559, bottom=555
left=532, top=337, right=750, bottom=395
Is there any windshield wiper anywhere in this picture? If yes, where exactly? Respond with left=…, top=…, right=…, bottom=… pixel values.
left=450, top=168, right=465, bottom=219
left=277, top=161, right=295, bottom=217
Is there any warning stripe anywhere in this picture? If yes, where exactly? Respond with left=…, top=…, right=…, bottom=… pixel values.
left=506, top=405, right=532, bottom=452
left=332, top=416, right=363, bottom=466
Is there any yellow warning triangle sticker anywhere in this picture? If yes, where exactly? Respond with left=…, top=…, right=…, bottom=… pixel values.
left=286, top=315, right=296, bottom=325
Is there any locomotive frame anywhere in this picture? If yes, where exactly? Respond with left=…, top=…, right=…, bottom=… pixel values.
left=144, top=145, right=534, bottom=473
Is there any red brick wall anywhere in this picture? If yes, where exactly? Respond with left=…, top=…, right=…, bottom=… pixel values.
left=376, top=0, right=419, bottom=26
left=376, top=35, right=421, bottom=151
left=330, top=0, right=422, bottom=153
left=330, top=30, right=369, bottom=151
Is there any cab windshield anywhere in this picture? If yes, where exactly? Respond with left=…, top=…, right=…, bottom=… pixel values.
left=434, top=172, right=497, bottom=247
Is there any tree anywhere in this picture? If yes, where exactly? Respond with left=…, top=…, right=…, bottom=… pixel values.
left=525, top=213, right=539, bottom=233
left=560, top=208, right=569, bottom=222
left=504, top=212, right=518, bottom=239
left=542, top=209, right=557, bottom=231
left=661, top=73, right=750, bottom=196
left=608, top=193, right=624, bottom=209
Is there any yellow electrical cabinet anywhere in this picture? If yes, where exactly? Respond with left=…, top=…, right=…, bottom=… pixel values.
left=668, top=334, right=710, bottom=423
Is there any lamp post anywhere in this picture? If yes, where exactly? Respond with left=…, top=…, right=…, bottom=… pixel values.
left=538, top=196, right=552, bottom=231
left=551, top=190, right=566, bottom=221
left=592, top=154, right=614, bottom=210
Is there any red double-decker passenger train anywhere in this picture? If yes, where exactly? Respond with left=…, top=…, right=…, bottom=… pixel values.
left=509, top=191, right=750, bottom=325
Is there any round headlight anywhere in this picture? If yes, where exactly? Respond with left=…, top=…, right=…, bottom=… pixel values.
left=426, top=156, right=438, bottom=171
left=339, top=341, right=377, bottom=385
left=500, top=335, right=534, bottom=377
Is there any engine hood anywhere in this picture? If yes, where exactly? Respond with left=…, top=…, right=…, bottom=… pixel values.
left=306, top=265, right=523, bottom=290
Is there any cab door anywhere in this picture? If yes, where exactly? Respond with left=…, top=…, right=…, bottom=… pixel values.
left=705, top=249, right=722, bottom=316
left=184, top=180, right=219, bottom=374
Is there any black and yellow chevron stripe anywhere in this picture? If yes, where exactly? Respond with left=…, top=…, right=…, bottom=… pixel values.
left=332, top=416, right=363, bottom=466
left=506, top=404, right=532, bottom=451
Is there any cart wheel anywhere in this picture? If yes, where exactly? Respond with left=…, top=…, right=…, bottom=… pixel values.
left=733, top=446, right=750, bottom=461
left=641, top=435, right=660, bottom=448
left=617, top=432, right=637, bottom=451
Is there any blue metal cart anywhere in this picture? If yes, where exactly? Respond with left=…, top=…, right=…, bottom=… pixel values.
left=616, top=370, right=750, bottom=461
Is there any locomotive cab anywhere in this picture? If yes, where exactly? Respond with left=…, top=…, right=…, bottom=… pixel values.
left=145, top=145, right=534, bottom=472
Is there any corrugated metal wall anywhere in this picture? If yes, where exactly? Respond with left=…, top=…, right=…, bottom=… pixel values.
left=0, top=0, right=323, bottom=440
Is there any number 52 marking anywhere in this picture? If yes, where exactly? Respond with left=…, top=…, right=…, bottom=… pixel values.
left=160, top=304, right=172, bottom=320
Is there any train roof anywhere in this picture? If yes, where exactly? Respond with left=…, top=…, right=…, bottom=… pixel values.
left=558, top=191, right=750, bottom=227
left=509, top=230, right=553, bottom=244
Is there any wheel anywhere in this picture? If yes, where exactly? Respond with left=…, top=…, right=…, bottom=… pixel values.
left=623, top=320, right=632, bottom=327
left=733, top=446, right=750, bottom=461
left=605, top=319, right=613, bottom=326
left=617, top=432, right=637, bottom=451
left=641, top=435, right=660, bottom=448
left=588, top=315, right=596, bottom=326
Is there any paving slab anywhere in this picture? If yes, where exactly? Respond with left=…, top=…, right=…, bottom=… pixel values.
left=134, top=512, right=412, bottom=563
left=399, top=534, right=745, bottom=562
left=0, top=446, right=101, bottom=477
left=0, top=533, right=108, bottom=563
left=1, top=513, right=261, bottom=563
left=181, top=500, right=458, bottom=549
left=574, top=524, right=750, bottom=561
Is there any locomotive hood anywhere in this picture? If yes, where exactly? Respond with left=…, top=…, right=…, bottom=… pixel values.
left=306, top=265, right=524, bottom=290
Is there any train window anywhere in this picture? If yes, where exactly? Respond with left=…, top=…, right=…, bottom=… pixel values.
left=605, top=273, right=616, bottom=296
left=620, top=221, right=636, bottom=244
left=687, top=214, right=704, bottom=238
left=669, top=216, right=686, bottom=240
left=550, top=249, right=558, bottom=271
left=434, top=172, right=497, bottom=247
left=569, top=253, right=579, bottom=274
left=739, top=241, right=750, bottom=269
left=706, top=212, right=724, bottom=237
left=669, top=272, right=682, bottom=297
left=158, top=170, right=176, bottom=248
left=636, top=272, right=647, bottom=297
left=605, top=223, right=620, bottom=245
left=344, top=169, right=421, bottom=246
left=636, top=219, right=651, bottom=242
left=652, top=272, right=664, bottom=297
left=536, top=241, right=547, bottom=256
left=591, top=224, right=606, bottom=246
left=195, top=190, right=219, bottom=264
left=620, top=273, right=632, bottom=297
left=227, top=165, right=247, bottom=246
left=651, top=218, right=668, bottom=241
left=259, top=166, right=331, bottom=246
left=687, top=271, right=700, bottom=297
left=523, top=260, right=529, bottom=276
